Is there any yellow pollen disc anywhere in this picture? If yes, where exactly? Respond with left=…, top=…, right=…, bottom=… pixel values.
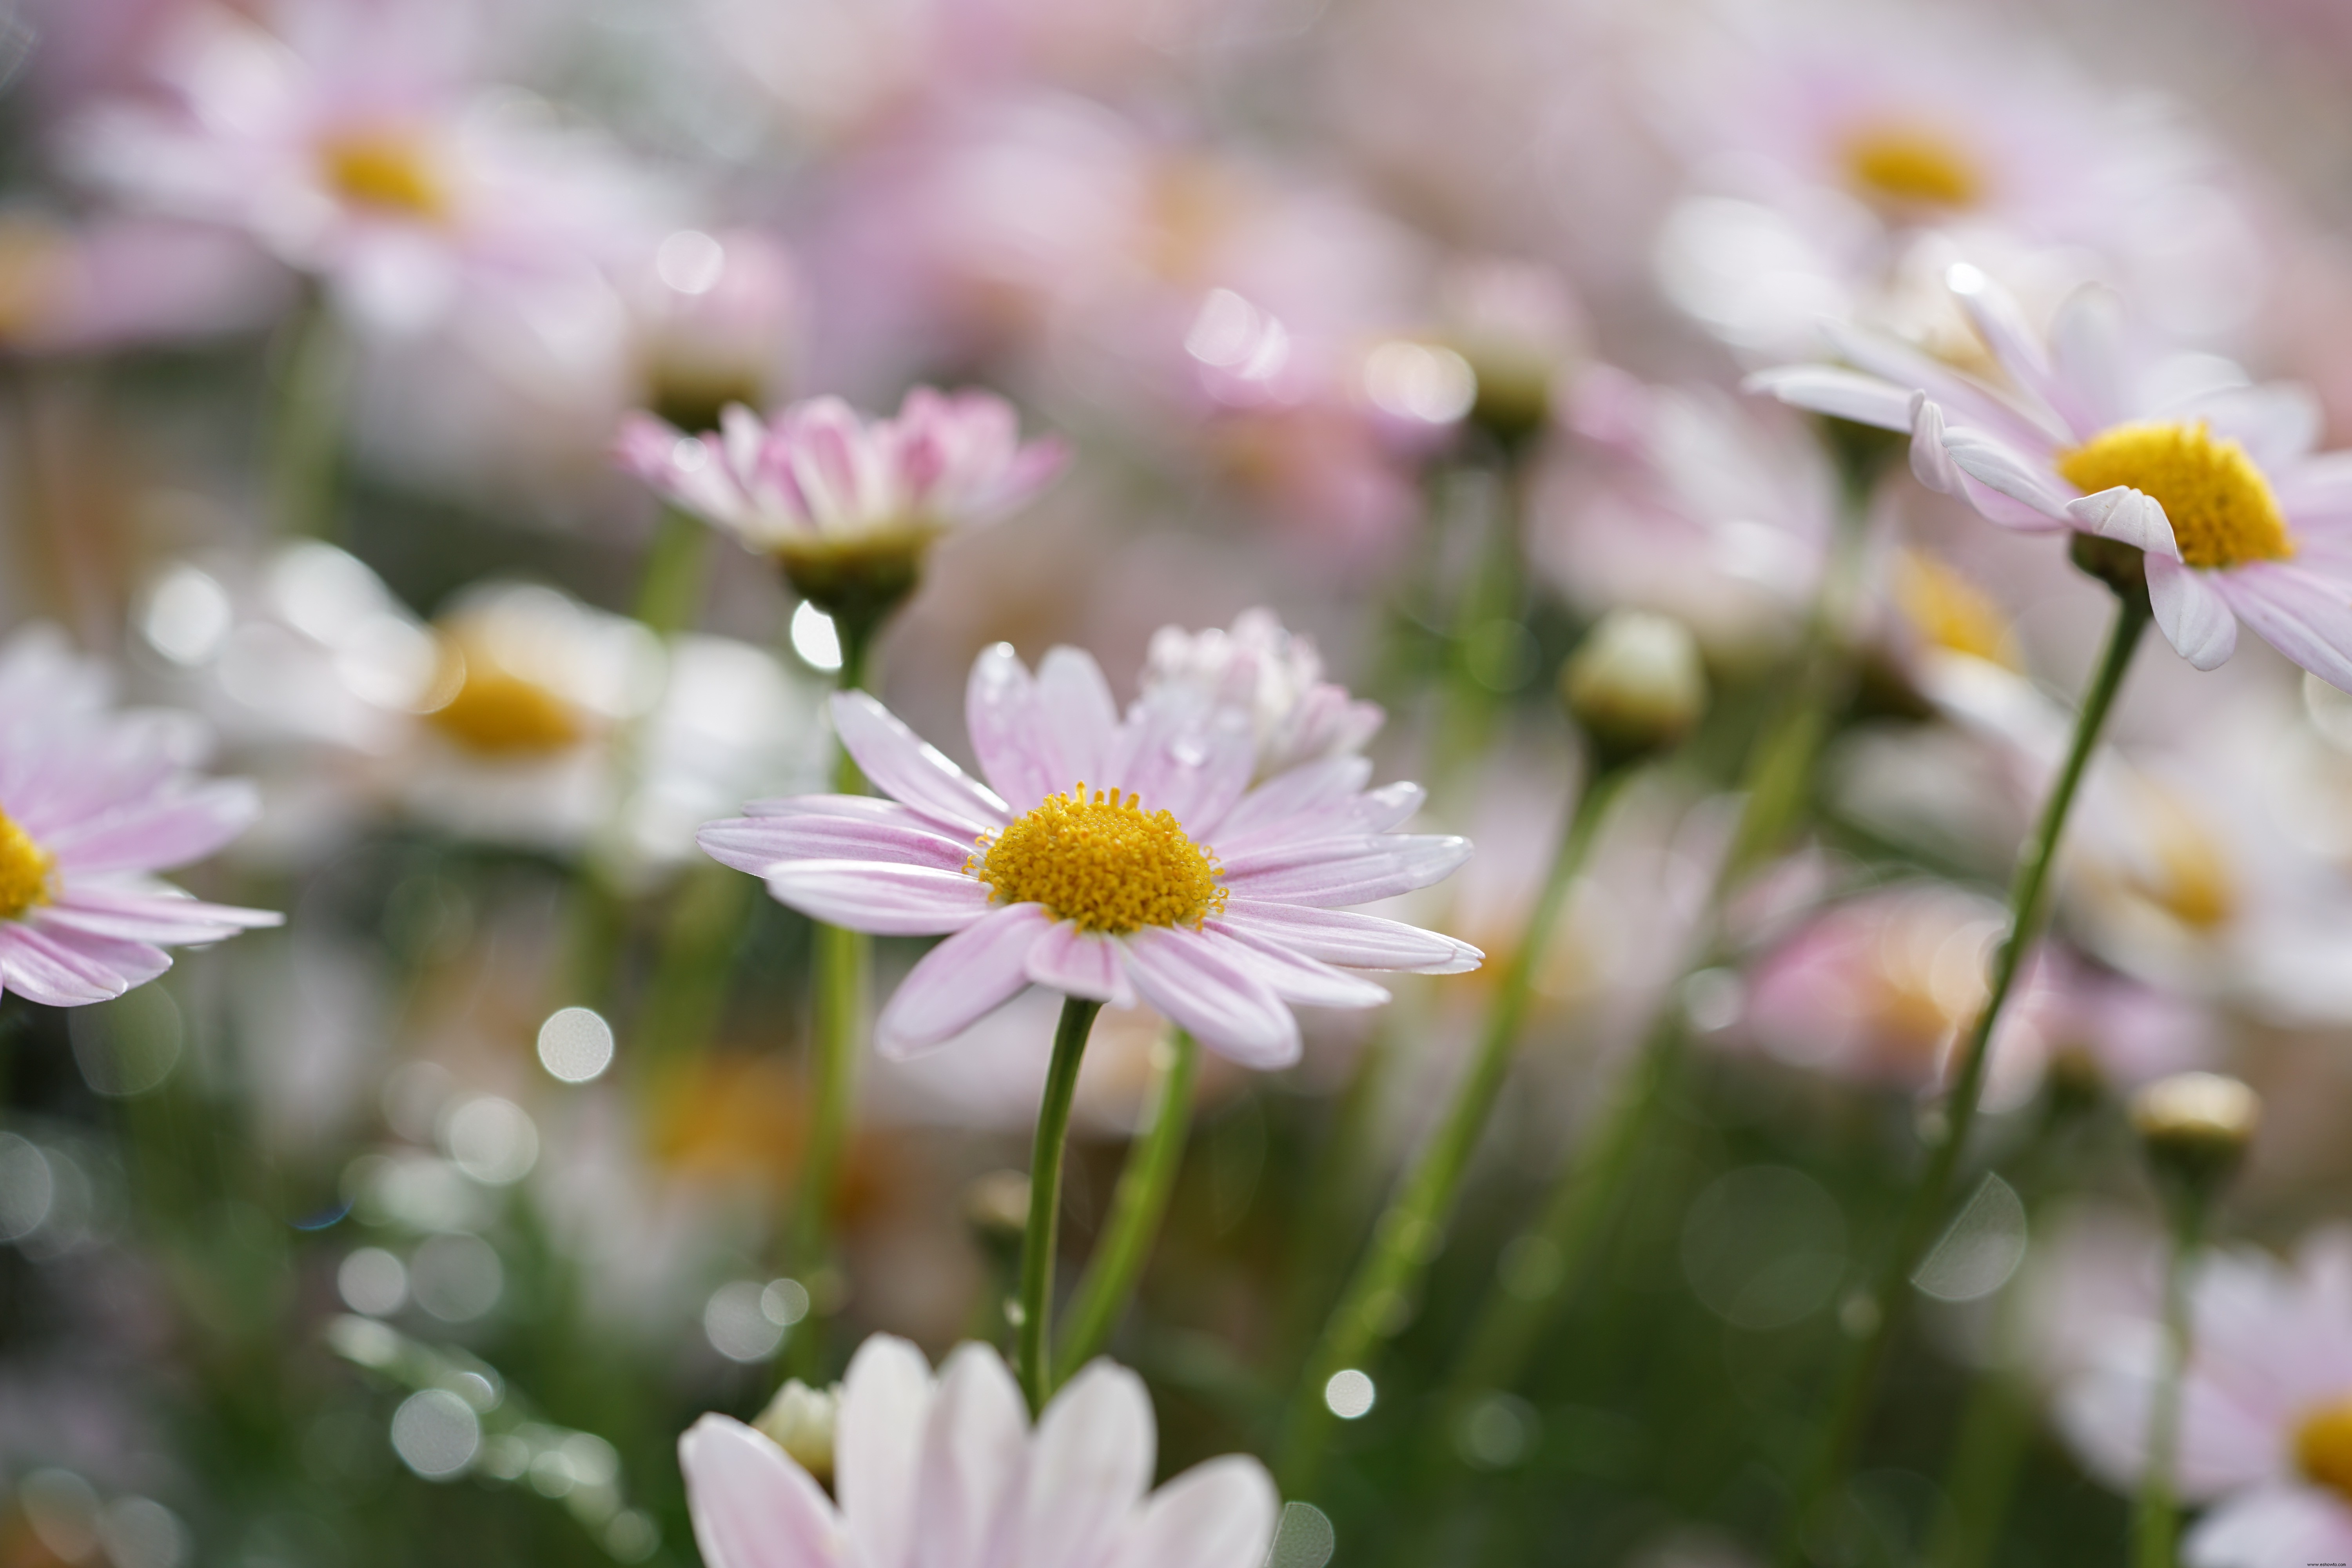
left=971, top=783, right=1225, bottom=935
left=2057, top=421, right=2294, bottom=572
left=319, top=127, right=451, bottom=220
left=1893, top=550, right=2022, bottom=669
left=422, top=634, right=586, bottom=756
left=2296, top=1397, right=2352, bottom=1501
left=1842, top=123, right=1985, bottom=210
left=0, top=806, right=56, bottom=921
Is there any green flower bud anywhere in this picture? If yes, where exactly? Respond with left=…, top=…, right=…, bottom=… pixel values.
left=1560, top=610, right=1708, bottom=767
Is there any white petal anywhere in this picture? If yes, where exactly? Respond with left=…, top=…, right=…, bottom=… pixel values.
left=2065, top=487, right=2181, bottom=560
left=679, top=1416, right=846, bottom=1568
left=2047, top=284, right=2128, bottom=436
left=1207, top=920, right=1392, bottom=1008
left=909, top=1345, right=1029, bottom=1568
left=1909, top=395, right=1961, bottom=494
left=2184, top=1485, right=2352, bottom=1568
left=1741, top=366, right=1913, bottom=431
left=1112, top=1456, right=1278, bottom=1568
left=831, top=691, right=1010, bottom=836
left=2210, top=565, right=2352, bottom=693
left=2145, top=555, right=2238, bottom=670
left=838, top=1336, right=937, bottom=1568
left=1216, top=899, right=1483, bottom=974
left=1014, top=1361, right=1156, bottom=1568
left=1941, top=430, right=2074, bottom=522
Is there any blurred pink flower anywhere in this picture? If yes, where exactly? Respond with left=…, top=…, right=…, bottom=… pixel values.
left=627, top=227, right=804, bottom=434
left=698, top=640, right=1479, bottom=1067
left=0, top=627, right=278, bottom=1006
left=1141, top=607, right=1383, bottom=781
left=681, top=1335, right=1278, bottom=1568
left=619, top=388, right=1067, bottom=557
left=2057, top=1230, right=2352, bottom=1567
left=1759, top=269, right=2352, bottom=688
left=0, top=213, right=288, bottom=356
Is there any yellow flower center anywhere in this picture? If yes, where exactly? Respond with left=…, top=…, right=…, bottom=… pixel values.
left=2056, top=421, right=2295, bottom=572
left=1842, top=123, right=1985, bottom=211
left=2129, top=785, right=2237, bottom=931
left=0, top=806, right=56, bottom=921
left=1894, top=550, right=2022, bottom=669
left=2296, top=1397, right=2352, bottom=1501
left=422, top=634, right=586, bottom=756
left=971, top=784, right=1225, bottom=935
left=319, top=127, right=451, bottom=220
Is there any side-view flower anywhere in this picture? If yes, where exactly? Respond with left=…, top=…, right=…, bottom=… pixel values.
left=681, top=1334, right=1279, bottom=1568
left=1755, top=266, right=2352, bottom=687
left=0, top=630, right=280, bottom=1005
left=698, top=638, right=1481, bottom=1067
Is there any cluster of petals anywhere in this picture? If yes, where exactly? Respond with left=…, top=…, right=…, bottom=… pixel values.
left=618, top=388, right=1069, bottom=554
left=1754, top=267, right=2352, bottom=689
left=0, top=629, right=279, bottom=1007
left=698, top=640, right=1481, bottom=1068
left=681, top=1335, right=1277, bottom=1568
left=1140, top=608, right=1384, bottom=780
left=2057, top=1230, right=2352, bottom=1566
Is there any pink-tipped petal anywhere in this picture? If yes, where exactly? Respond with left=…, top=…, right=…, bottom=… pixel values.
left=1024, top=922, right=1135, bottom=1006
left=44, top=779, right=261, bottom=873
left=0, top=924, right=158, bottom=1006
left=1032, top=648, right=1121, bottom=793
left=875, top=903, right=1053, bottom=1057
left=837, top=1336, right=936, bottom=1568
left=765, top=862, right=995, bottom=936
left=2145, top=555, right=2238, bottom=671
left=1115, top=1455, right=1279, bottom=1568
left=831, top=692, right=1010, bottom=836
left=1216, top=899, right=1483, bottom=973
left=40, top=892, right=279, bottom=944
left=2211, top=566, right=2352, bottom=693
left=1118, top=926, right=1300, bottom=1069
left=1941, top=430, right=2074, bottom=523
left=2046, top=285, right=2128, bottom=437
left=678, top=1415, right=846, bottom=1568
left=1014, top=1361, right=1156, bottom=1568
left=701, top=809, right=975, bottom=877
left=965, top=644, right=1060, bottom=811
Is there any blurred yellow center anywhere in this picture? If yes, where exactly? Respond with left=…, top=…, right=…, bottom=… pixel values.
left=2130, top=786, right=2236, bottom=930
left=2057, top=421, right=2294, bottom=572
left=972, top=784, right=1224, bottom=934
left=0, top=807, right=55, bottom=921
left=1894, top=550, right=2021, bottom=668
left=2296, top=1398, right=2352, bottom=1500
left=1843, top=125, right=1984, bottom=209
left=423, top=637, right=586, bottom=755
left=319, top=127, right=450, bottom=220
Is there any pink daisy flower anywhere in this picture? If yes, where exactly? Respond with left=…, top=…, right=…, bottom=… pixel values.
left=1140, top=608, right=1384, bottom=782
left=0, top=629, right=279, bottom=1007
left=1755, top=267, right=2352, bottom=689
left=697, top=641, right=1481, bottom=1068
left=681, top=1334, right=1278, bottom=1568
left=617, top=387, right=1068, bottom=561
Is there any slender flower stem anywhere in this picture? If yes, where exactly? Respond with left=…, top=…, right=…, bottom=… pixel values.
left=267, top=284, right=350, bottom=540
left=1279, top=760, right=1632, bottom=1495
left=1779, top=589, right=2150, bottom=1563
left=1019, top=995, right=1106, bottom=1411
left=2136, top=1195, right=2205, bottom=1568
left=1055, top=1029, right=1200, bottom=1381
left=633, top=504, right=715, bottom=641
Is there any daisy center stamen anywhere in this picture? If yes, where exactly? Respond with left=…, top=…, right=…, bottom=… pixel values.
left=2295, top=1397, right=2352, bottom=1501
left=2057, top=421, right=2295, bottom=572
left=319, top=127, right=450, bottom=220
left=1842, top=123, right=1985, bottom=210
left=0, top=806, right=56, bottom=921
left=971, top=783, right=1225, bottom=935
left=422, top=635, right=586, bottom=755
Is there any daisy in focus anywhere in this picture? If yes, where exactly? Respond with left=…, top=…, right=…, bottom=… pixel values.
left=0, top=628, right=279, bottom=1006
left=2057, top=1230, right=2352, bottom=1567
left=1757, top=268, right=2352, bottom=688
left=681, top=1334, right=1277, bottom=1568
left=698, top=638, right=1481, bottom=1067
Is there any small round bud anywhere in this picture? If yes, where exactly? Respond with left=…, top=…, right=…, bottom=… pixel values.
left=1559, top=610, right=1708, bottom=767
left=2131, top=1071, right=2259, bottom=1205
left=962, top=1169, right=1031, bottom=1242
left=753, top=1379, right=840, bottom=1485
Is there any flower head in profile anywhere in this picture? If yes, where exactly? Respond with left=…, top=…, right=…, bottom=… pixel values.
left=698, top=638, right=1480, bottom=1067
left=1756, top=267, right=2352, bottom=689
left=682, top=1335, right=1278, bottom=1568
left=2056, top=1229, right=2352, bottom=1567
left=1140, top=608, right=1383, bottom=780
left=619, top=387, right=1066, bottom=622
left=0, top=628, right=279, bottom=1006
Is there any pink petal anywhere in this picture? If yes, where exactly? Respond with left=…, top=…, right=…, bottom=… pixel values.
left=2145, top=556, right=2238, bottom=671
left=41, top=889, right=280, bottom=944
left=700, top=808, right=975, bottom=877
left=2183, top=1485, right=2352, bottom=1568
left=2211, top=565, right=2352, bottom=693
left=1209, top=757, right=1375, bottom=855
left=1031, top=648, right=1121, bottom=793
left=1826, top=319, right=2069, bottom=452
left=1742, top=366, right=1915, bottom=431
left=765, top=862, right=994, bottom=936
left=1115, top=1456, right=1278, bottom=1568
left=1948, top=269, right=2075, bottom=438
left=830, top=693, right=1009, bottom=836
left=1110, top=700, right=1255, bottom=840
left=875, top=904, right=1053, bottom=1058
left=1221, top=834, right=1472, bottom=907
left=1024, top=922, right=1135, bottom=1006
left=837, top=1336, right=936, bottom=1568
left=1216, top=899, right=1483, bottom=974
left=2046, top=285, right=2129, bottom=436
left=1940, top=430, right=2073, bottom=523
left=1118, top=927, right=1300, bottom=1069
left=965, top=644, right=1060, bottom=811
left=44, top=779, right=260, bottom=874
left=678, top=1415, right=845, bottom=1568
left=908, top=1345, right=1028, bottom=1568
left=1206, top=920, right=1392, bottom=1007
left=1013, top=1361, right=1156, bottom=1568
left=0, top=922, right=165, bottom=1006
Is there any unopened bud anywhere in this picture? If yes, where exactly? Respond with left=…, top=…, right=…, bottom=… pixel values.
left=963, top=1169, right=1031, bottom=1243
left=2131, top=1071, right=2259, bottom=1206
left=753, top=1379, right=840, bottom=1485
left=1560, top=610, right=1707, bottom=767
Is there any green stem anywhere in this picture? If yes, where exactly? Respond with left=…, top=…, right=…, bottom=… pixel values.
left=1281, top=1020, right=1400, bottom=1358
left=2136, top=1199, right=2204, bottom=1568
left=634, top=505, right=714, bottom=639
left=267, top=285, right=350, bottom=540
left=1019, top=996, right=1105, bottom=1411
left=1778, top=590, right=2150, bottom=1562
left=1279, top=760, right=1632, bottom=1495
left=1054, top=1029, right=1200, bottom=1379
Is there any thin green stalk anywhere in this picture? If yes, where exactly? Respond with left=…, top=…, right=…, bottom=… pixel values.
left=1778, top=590, right=2150, bottom=1563
left=267, top=285, right=350, bottom=539
left=1019, top=996, right=1105, bottom=1411
left=2136, top=1200, right=2204, bottom=1568
left=1055, top=1029, right=1200, bottom=1379
left=634, top=504, right=714, bottom=640
left=1281, top=1019, right=1401, bottom=1357
left=1279, top=760, right=1632, bottom=1495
